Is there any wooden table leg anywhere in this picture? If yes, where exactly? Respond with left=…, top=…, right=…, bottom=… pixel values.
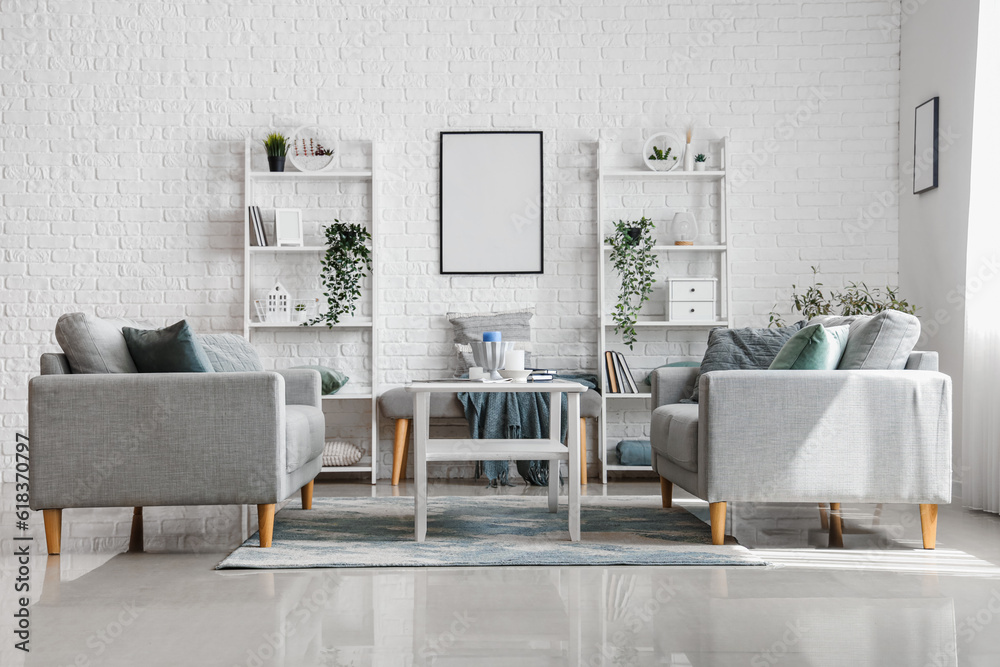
left=568, top=393, right=581, bottom=541
left=414, top=391, right=429, bottom=542
left=128, top=507, right=143, bottom=552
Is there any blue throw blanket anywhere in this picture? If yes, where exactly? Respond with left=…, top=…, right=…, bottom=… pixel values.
left=457, top=374, right=597, bottom=487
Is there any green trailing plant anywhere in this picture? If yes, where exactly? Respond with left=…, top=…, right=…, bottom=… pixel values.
left=605, top=217, right=659, bottom=349
left=648, top=145, right=676, bottom=161
left=306, top=221, right=373, bottom=328
left=694, top=153, right=707, bottom=163
left=768, top=266, right=919, bottom=327
left=263, top=132, right=288, bottom=157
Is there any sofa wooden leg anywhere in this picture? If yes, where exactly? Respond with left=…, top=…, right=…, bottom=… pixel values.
left=43, top=509, right=62, bottom=555
left=129, top=507, right=143, bottom=552
left=660, top=477, right=673, bottom=508
left=709, top=502, right=726, bottom=545
left=257, top=504, right=275, bottom=548
left=392, top=418, right=410, bottom=486
left=829, top=502, right=844, bottom=548
left=920, top=504, right=938, bottom=549
left=301, top=480, right=314, bottom=510
left=580, top=418, right=588, bottom=486
left=818, top=503, right=829, bottom=530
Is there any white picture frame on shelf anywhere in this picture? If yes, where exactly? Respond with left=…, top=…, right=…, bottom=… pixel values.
left=275, top=208, right=304, bottom=247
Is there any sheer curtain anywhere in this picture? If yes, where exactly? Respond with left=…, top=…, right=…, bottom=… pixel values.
left=962, top=0, right=1000, bottom=512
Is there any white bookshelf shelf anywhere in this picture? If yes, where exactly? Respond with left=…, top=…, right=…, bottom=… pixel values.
left=322, top=391, right=373, bottom=401
left=249, top=245, right=326, bottom=253
left=606, top=393, right=653, bottom=399
left=248, top=320, right=373, bottom=329
left=600, top=168, right=725, bottom=180
left=603, top=244, right=726, bottom=252
left=249, top=170, right=372, bottom=180
left=604, top=320, right=728, bottom=328
left=320, top=465, right=373, bottom=473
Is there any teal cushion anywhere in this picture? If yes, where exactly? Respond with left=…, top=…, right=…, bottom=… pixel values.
left=643, top=361, right=700, bottom=385
left=769, top=324, right=849, bottom=370
left=616, top=439, right=652, bottom=466
left=290, top=365, right=349, bottom=395
left=122, top=320, right=214, bottom=373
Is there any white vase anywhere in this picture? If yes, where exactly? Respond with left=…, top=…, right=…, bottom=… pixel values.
left=684, top=144, right=696, bottom=171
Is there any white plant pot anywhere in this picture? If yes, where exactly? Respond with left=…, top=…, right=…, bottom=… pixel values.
left=694, top=163, right=707, bottom=171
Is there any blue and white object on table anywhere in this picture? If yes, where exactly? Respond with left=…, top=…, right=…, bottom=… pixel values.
left=482, top=331, right=501, bottom=342
left=469, top=341, right=513, bottom=380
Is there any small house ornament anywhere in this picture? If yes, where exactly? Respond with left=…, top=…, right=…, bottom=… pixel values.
left=266, top=282, right=291, bottom=323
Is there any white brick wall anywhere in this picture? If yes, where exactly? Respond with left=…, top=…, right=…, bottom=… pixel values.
left=0, top=0, right=900, bottom=551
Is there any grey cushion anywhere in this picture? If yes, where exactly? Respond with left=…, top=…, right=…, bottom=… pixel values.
left=650, top=403, right=699, bottom=473
left=199, top=334, right=264, bottom=372
left=687, top=322, right=805, bottom=402
left=378, top=386, right=601, bottom=420
left=449, top=309, right=534, bottom=374
left=285, top=404, right=326, bottom=473
left=837, top=310, right=921, bottom=370
left=54, top=312, right=143, bottom=374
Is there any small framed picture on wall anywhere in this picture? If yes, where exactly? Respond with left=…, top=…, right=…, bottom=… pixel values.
left=913, top=97, right=939, bottom=194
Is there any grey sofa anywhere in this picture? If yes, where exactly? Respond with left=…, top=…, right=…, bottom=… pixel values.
left=650, top=351, right=952, bottom=548
left=28, top=353, right=325, bottom=553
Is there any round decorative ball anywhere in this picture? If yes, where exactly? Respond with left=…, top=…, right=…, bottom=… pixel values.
left=323, top=440, right=363, bottom=467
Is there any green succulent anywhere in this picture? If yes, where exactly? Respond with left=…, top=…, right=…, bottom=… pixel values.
left=648, top=146, right=677, bottom=161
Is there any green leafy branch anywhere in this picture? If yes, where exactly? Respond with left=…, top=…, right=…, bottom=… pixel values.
left=306, top=221, right=373, bottom=328
left=606, top=217, right=659, bottom=349
left=768, top=266, right=918, bottom=327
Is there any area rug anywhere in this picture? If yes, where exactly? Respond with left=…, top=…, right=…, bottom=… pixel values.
left=217, top=495, right=766, bottom=569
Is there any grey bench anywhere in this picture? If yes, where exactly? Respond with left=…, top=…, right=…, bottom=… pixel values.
left=378, top=386, right=601, bottom=486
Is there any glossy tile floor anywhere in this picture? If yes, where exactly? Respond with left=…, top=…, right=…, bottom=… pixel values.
left=5, top=479, right=1000, bottom=666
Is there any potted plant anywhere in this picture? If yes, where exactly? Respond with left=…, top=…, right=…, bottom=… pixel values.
left=646, top=145, right=678, bottom=172
left=263, top=132, right=288, bottom=172
left=694, top=153, right=707, bottom=171
left=306, top=220, right=374, bottom=327
left=292, top=302, right=308, bottom=323
left=768, top=267, right=918, bottom=327
left=605, top=217, right=659, bottom=349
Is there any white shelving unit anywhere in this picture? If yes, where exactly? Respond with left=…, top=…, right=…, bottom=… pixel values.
left=243, top=138, right=379, bottom=483
left=595, top=137, right=732, bottom=483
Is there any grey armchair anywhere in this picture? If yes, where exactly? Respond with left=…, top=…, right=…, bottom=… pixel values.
left=28, top=354, right=325, bottom=553
left=650, top=351, right=952, bottom=548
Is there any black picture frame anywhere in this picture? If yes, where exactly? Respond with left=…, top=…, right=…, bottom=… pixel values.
left=439, top=130, right=544, bottom=275
left=913, top=97, right=939, bottom=194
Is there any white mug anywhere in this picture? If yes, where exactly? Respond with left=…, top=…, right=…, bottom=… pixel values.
left=468, top=366, right=485, bottom=380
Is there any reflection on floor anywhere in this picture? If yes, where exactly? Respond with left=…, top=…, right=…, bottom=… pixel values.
left=5, top=479, right=1000, bottom=666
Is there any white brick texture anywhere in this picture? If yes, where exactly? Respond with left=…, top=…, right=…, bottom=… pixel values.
left=0, top=0, right=900, bottom=550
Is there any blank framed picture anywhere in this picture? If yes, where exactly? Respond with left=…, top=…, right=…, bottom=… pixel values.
left=913, top=97, right=939, bottom=194
left=440, top=131, right=543, bottom=274
left=274, top=208, right=303, bottom=247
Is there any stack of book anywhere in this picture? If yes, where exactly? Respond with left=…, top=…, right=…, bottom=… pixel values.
left=604, top=352, right=638, bottom=393
left=248, top=206, right=268, bottom=246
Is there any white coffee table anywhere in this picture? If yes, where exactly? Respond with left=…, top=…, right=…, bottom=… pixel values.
left=404, top=380, right=586, bottom=542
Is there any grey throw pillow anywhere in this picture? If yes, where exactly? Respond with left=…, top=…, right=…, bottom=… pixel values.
left=686, top=322, right=805, bottom=403
left=448, top=308, right=534, bottom=374
left=199, top=333, right=264, bottom=372
left=54, top=312, right=146, bottom=374
left=834, top=310, right=921, bottom=370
